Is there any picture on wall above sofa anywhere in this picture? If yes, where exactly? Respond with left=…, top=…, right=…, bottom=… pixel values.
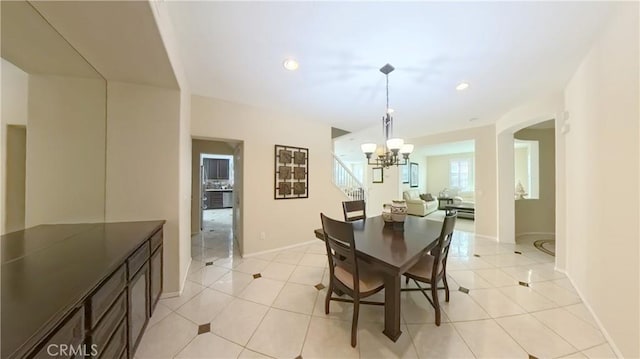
left=410, top=162, right=419, bottom=187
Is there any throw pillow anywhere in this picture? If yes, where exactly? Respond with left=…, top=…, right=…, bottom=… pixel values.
left=420, top=193, right=435, bottom=201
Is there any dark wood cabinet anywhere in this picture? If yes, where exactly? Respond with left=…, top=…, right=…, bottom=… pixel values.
left=1, top=221, right=164, bottom=359
left=149, top=241, right=163, bottom=315
left=128, top=261, right=149, bottom=358
left=204, top=158, right=230, bottom=180
left=31, top=308, right=85, bottom=359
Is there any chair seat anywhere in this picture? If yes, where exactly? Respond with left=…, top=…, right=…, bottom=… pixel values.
left=405, top=254, right=440, bottom=282
left=334, top=262, right=384, bottom=293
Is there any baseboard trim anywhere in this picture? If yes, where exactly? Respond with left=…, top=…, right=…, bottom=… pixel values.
left=474, top=234, right=498, bottom=242
left=515, top=232, right=556, bottom=237
left=160, top=258, right=191, bottom=299
left=563, top=271, right=624, bottom=358
left=243, top=239, right=318, bottom=258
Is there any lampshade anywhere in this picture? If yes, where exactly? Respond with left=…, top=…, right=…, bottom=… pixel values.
left=361, top=143, right=377, bottom=154
left=386, top=138, right=404, bottom=150
left=400, top=144, right=414, bottom=154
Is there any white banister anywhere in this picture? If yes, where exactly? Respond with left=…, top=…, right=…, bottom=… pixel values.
left=332, top=153, right=366, bottom=201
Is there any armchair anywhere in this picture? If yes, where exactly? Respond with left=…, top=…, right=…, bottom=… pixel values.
left=403, top=189, right=438, bottom=216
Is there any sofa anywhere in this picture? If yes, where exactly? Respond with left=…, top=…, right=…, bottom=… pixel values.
left=403, top=189, right=438, bottom=216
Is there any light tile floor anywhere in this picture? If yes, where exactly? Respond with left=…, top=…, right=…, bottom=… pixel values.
left=137, top=215, right=616, bottom=359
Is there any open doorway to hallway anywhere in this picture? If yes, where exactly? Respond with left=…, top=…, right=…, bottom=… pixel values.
left=514, top=120, right=556, bottom=258
left=190, top=138, right=243, bottom=263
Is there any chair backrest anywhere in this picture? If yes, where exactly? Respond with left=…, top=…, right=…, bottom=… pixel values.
left=342, top=200, right=366, bottom=221
left=431, top=213, right=457, bottom=279
left=320, top=213, right=360, bottom=292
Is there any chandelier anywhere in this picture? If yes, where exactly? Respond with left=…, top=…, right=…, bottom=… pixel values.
left=361, top=63, right=414, bottom=168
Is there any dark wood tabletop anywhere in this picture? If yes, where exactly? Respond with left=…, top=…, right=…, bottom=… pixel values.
left=314, top=215, right=442, bottom=341
left=1, top=221, right=165, bottom=359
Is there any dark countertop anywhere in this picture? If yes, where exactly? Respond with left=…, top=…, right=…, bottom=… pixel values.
left=205, top=188, right=233, bottom=192
left=1, top=220, right=165, bottom=359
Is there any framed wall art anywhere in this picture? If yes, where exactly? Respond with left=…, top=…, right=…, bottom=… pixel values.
left=410, top=162, right=419, bottom=188
left=372, top=167, right=383, bottom=183
left=401, top=164, right=409, bottom=184
left=274, top=144, right=309, bottom=199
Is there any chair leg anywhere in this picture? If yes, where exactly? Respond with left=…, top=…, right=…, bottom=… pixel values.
left=432, top=284, right=441, bottom=326
left=325, top=283, right=332, bottom=314
left=351, top=298, right=360, bottom=347
left=442, top=275, right=450, bottom=302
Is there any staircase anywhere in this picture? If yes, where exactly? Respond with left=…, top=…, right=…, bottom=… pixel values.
left=332, top=154, right=366, bottom=201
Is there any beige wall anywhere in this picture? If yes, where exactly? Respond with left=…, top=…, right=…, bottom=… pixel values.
left=514, top=128, right=555, bottom=235
left=105, top=81, right=182, bottom=293
left=190, top=139, right=234, bottom=234
left=150, top=0, right=193, bottom=297
left=514, top=147, right=528, bottom=191
left=1, top=59, right=29, bottom=234
left=367, top=164, right=400, bottom=216
left=426, top=152, right=475, bottom=198
left=5, top=125, right=26, bottom=233
left=26, top=74, right=106, bottom=227
left=564, top=4, right=639, bottom=357
left=410, top=125, right=497, bottom=239
left=191, top=95, right=346, bottom=255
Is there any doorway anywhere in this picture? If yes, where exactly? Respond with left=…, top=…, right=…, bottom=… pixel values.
left=514, top=120, right=556, bottom=255
left=190, top=138, right=242, bottom=262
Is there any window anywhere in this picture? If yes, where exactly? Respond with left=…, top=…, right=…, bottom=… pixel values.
left=449, top=159, right=472, bottom=191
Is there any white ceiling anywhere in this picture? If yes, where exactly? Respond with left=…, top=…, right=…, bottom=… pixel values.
left=1, top=1, right=100, bottom=79
left=31, top=1, right=178, bottom=89
left=167, top=1, right=619, bottom=136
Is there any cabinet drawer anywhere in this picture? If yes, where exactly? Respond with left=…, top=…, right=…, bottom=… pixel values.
left=128, top=241, right=150, bottom=280
left=149, top=245, right=163, bottom=315
left=32, top=308, right=84, bottom=359
left=88, top=265, right=126, bottom=328
left=88, top=291, right=127, bottom=351
left=97, top=318, right=127, bottom=359
left=150, top=229, right=162, bottom=252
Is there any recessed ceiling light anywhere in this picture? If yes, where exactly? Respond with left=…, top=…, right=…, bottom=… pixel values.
left=283, top=58, right=299, bottom=71
left=456, top=82, right=470, bottom=91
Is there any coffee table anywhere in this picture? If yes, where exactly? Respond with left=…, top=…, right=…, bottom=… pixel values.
left=445, top=203, right=475, bottom=220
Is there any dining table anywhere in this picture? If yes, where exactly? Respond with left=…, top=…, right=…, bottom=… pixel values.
left=313, top=215, right=442, bottom=341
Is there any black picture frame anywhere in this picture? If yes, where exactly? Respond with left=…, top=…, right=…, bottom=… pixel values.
left=410, top=162, right=419, bottom=188
left=372, top=167, right=383, bottom=183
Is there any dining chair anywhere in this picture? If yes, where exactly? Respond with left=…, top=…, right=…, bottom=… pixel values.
left=401, top=213, right=457, bottom=326
left=342, top=200, right=366, bottom=221
left=320, top=213, right=384, bottom=347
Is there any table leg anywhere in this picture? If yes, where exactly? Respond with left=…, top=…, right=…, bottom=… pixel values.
left=382, top=273, right=402, bottom=341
